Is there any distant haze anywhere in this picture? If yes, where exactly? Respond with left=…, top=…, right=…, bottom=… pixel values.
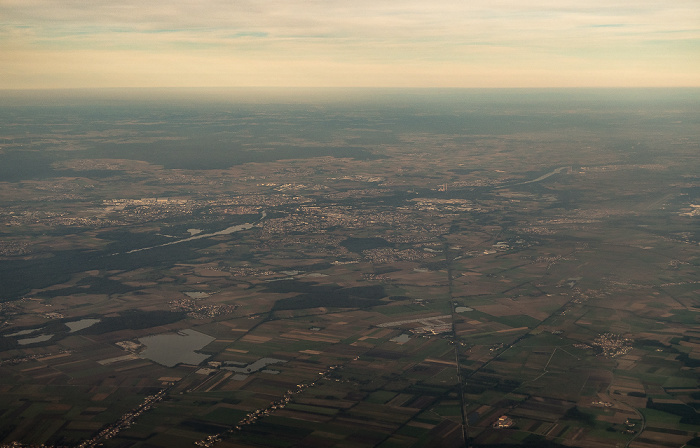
left=1, top=0, right=699, bottom=89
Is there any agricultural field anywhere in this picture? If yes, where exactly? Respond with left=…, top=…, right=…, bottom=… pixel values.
left=0, top=89, right=699, bottom=448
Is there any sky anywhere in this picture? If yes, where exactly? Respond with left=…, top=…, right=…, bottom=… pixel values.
left=1, top=0, right=699, bottom=89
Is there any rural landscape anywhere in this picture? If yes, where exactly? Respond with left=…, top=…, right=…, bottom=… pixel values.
left=0, top=88, right=699, bottom=448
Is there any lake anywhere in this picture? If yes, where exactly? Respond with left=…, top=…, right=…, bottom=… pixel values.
left=138, top=329, right=216, bottom=367
left=17, top=334, right=53, bottom=345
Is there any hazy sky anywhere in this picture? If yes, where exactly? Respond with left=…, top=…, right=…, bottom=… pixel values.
left=1, top=0, right=699, bottom=89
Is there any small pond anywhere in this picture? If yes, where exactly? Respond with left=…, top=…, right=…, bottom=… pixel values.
left=455, top=307, right=474, bottom=313
left=390, top=334, right=411, bottom=344
left=66, top=318, right=101, bottom=333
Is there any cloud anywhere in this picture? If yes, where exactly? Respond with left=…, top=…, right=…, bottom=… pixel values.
left=1, top=0, right=698, bottom=87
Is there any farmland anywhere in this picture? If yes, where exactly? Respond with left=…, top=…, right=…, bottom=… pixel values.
left=0, top=88, right=699, bottom=447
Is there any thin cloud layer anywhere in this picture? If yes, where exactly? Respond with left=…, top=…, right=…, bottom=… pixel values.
left=1, top=0, right=699, bottom=88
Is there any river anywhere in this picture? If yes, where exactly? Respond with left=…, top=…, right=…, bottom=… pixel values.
left=112, top=211, right=266, bottom=256
left=512, top=166, right=570, bottom=186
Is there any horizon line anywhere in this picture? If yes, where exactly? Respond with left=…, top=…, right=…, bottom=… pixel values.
left=3, top=85, right=700, bottom=92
